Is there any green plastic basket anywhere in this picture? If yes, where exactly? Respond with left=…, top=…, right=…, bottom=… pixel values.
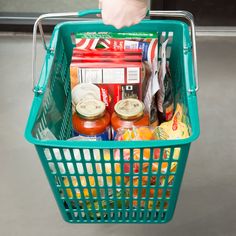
left=25, top=10, right=200, bottom=223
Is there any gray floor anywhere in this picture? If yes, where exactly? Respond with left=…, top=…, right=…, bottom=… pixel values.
left=0, top=34, right=236, bottom=236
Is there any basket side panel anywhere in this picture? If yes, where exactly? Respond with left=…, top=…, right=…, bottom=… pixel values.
left=31, top=33, right=73, bottom=141
left=34, top=143, right=189, bottom=223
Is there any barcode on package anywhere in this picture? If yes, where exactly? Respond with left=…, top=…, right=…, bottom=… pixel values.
left=127, top=67, right=140, bottom=83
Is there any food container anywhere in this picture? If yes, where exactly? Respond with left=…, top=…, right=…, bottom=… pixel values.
left=72, top=99, right=111, bottom=140
left=111, top=98, right=149, bottom=138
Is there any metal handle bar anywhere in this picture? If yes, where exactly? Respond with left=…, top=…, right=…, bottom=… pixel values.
left=32, top=10, right=199, bottom=94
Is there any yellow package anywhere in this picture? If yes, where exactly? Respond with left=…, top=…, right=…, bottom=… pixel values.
left=154, top=104, right=190, bottom=159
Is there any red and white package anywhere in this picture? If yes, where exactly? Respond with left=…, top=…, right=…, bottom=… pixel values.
left=70, top=50, right=143, bottom=114
left=105, top=39, right=158, bottom=65
left=71, top=48, right=143, bottom=62
left=75, top=38, right=100, bottom=50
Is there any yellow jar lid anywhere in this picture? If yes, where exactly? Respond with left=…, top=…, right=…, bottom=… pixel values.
left=76, top=99, right=106, bottom=120
left=114, top=98, right=144, bottom=120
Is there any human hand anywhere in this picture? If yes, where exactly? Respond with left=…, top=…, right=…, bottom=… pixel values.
left=99, top=0, right=148, bottom=29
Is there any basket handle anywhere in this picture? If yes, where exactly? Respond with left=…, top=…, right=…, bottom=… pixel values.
left=32, top=9, right=198, bottom=94
left=32, top=10, right=100, bottom=94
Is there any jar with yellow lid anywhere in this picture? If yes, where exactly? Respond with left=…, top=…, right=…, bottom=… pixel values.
left=111, top=98, right=149, bottom=138
left=72, top=99, right=111, bottom=140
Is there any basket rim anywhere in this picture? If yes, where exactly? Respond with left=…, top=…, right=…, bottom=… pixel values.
left=25, top=19, right=200, bottom=149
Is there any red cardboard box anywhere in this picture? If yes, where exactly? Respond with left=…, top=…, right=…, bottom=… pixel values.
left=70, top=50, right=143, bottom=114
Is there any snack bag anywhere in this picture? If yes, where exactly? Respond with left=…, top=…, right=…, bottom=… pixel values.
left=154, top=103, right=190, bottom=159
left=144, top=58, right=160, bottom=127
left=157, top=38, right=174, bottom=122
left=154, top=103, right=189, bottom=140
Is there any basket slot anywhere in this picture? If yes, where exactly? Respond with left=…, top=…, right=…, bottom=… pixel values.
left=44, top=148, right=52, bottom=160
left=70, top=33, right=76, bottom=46
left=167, top=31, right=174, bottom=44
left=62, top=148, right=72, bottom=160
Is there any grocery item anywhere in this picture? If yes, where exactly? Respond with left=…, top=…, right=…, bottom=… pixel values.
left=154, top=103, right=189, bottom=141
left=144, top=57, right=160, bottom=127
left=70, top=49, right=143, bottom=114
left=75, top=32, right=158, bottom=45
left=157, top=38, right=174, bottom=122
left=141, top=61, right=152, bottom=99
left=75, top=32, right=158, bottom=65
left=75, top=38, right=100, bottom=50
left=111, top=98, right=149, bottom=138
left=72, top=48, right=143, bottom=60
left=71, top=32, right=159, bottom=117
left=154, top=103, right=190, bottom=158
left=116, top=126, right=154, bottom=141
left=109, top=39, right=158, bottom=64
left=72, top=99, right=111, bottom=140
left=71, top=83, right=101, bottom=114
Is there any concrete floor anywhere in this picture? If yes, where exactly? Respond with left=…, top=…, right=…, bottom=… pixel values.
left=0, top=34, right=236, bottom=236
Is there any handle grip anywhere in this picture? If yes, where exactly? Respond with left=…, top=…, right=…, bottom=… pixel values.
left=32, top=9, right=198, bottom=94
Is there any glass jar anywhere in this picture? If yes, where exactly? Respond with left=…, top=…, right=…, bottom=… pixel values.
left=111, top=98, right=149, bottom=138
left=72, top=99, right=111, bottom=140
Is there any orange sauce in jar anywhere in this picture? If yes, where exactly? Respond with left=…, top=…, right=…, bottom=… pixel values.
left=72, top=99, right=111, bottom=140
left=111, top=98, right=149, bottom=138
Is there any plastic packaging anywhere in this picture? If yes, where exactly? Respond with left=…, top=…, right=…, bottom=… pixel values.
left=154, top=103, right=190, bottom=159
left=154, top=103, right=189, bottom=141
left=157, top=38, right=174, bottom=122
left=144, top=57, right=160, bottom=127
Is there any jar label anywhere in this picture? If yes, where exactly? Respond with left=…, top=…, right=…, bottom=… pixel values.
left=73, top=127, right=111, bottom=141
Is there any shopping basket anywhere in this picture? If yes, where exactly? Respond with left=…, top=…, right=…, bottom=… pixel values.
left=25, top=9, right=200, bottom=223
